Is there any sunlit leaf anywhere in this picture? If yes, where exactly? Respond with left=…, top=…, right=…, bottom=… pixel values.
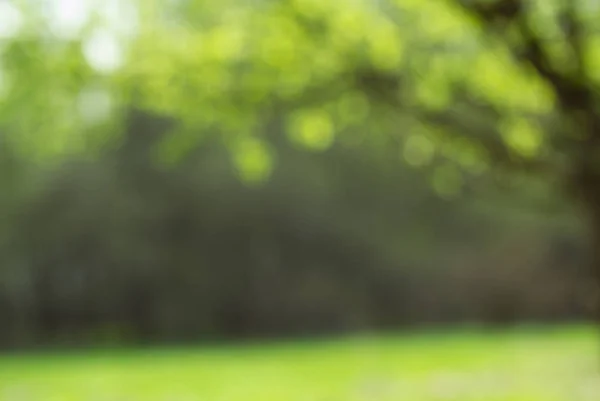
left=366, top=19, right=404, bottom=71
left=287, top=109, right=335, bottom=151
left=500, top=117, right=544, bottom=158
left=584, top=35, right=600, bottom=84
left=231, top=136, right=274, bottom=184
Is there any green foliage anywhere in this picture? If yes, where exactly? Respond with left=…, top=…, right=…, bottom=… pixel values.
left=403, top=132, right=436, bottom=168
left=500, top=117, right=545, bottom=159
left=4, top=0, right=593, bottom=183
left=231, top=136, right=275, bottom=183
left=287, top=108, right=335, bottom=151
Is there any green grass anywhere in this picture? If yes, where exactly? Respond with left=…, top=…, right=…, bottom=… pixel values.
left=0, top=325, right=597, bottom=400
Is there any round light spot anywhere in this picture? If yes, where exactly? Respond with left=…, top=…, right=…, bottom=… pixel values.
left=0, top=2, right=23, bottom=38
left=83, top=29, right=123, bottom=73
left=403, top=134, right=435, bottom=167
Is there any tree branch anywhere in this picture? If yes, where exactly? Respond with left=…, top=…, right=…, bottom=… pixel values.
left=413, top=104, right=555, bottom=175
left=562, top=0, right=585, bottom=78
left=456, top=0, right=593, bottom=112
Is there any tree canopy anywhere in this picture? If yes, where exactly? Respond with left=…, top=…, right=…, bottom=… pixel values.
left=0, top=0, right=599, bottom=192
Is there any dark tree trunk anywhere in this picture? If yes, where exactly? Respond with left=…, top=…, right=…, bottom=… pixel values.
left=588, top=210, right=600, bottom=331
left=586, top=206, right=600, bottom=367
left=575, top=166, right=600, bottom=337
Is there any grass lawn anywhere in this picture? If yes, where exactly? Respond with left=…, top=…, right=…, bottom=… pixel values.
left=0, top=325, right=597, bottom=400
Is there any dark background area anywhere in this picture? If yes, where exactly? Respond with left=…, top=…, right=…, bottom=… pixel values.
left=0, top=110, right=592, bottom=350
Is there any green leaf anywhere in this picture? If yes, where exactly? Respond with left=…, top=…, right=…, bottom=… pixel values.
left=500, top=117, right=544, bottom=159
left=231, top=136, right=274, bottom=185
left=287, top=108, right=335, bottom=151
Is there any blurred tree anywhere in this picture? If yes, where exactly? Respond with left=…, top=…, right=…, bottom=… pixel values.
left=0, top=0, right=599, bottom=331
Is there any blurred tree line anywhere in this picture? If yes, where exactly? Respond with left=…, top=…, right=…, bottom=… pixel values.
left=0, top=110, right=591, bottom=348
